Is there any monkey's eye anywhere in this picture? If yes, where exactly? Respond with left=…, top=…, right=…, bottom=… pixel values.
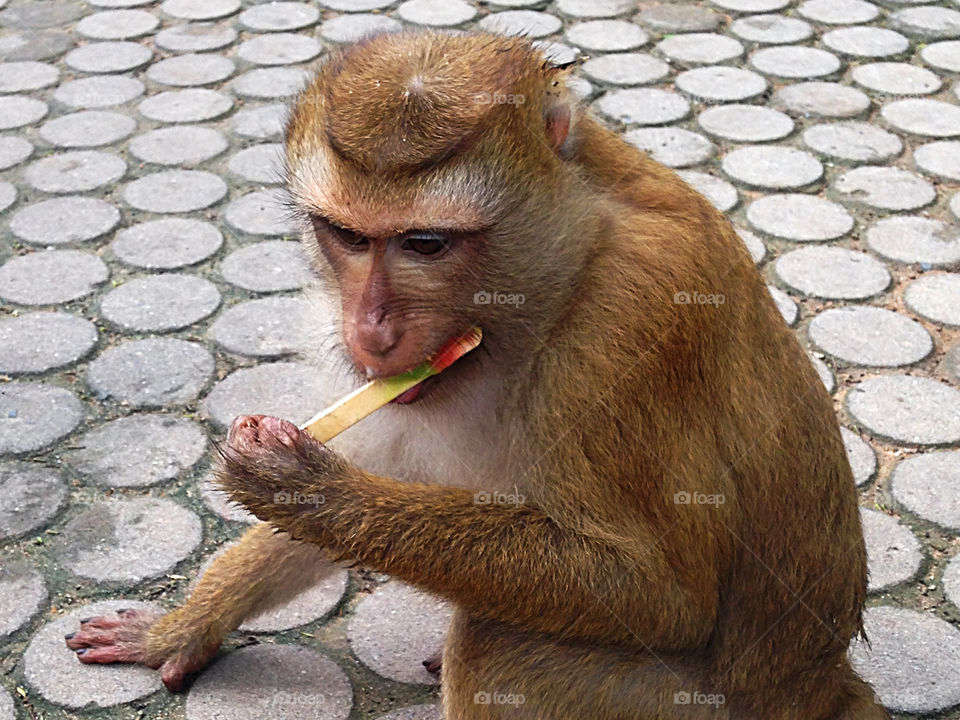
left=313, top=215, right=369, bottom=252
left=401, top=233, right=450, bottom=256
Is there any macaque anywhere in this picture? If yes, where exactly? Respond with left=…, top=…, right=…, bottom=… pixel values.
left=67, top=31, right=888, bottom=720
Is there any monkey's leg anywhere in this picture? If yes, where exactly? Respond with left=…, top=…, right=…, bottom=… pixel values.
left=65, top=523, right=332, bottom=691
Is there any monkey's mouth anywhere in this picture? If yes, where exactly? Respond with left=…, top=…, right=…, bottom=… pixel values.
left=391, top=376, right=436, bottom=404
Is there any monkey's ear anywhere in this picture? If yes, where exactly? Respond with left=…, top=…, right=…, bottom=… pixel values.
left=544, top=102, right=571, bottom=153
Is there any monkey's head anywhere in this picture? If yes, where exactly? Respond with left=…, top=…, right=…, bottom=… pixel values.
left=284, top=31, right=589, bottom=393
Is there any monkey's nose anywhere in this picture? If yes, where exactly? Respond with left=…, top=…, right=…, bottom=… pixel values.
left=355, top=320, right=403, bottom=360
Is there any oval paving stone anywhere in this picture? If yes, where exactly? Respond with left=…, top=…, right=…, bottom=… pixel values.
left=231, top=67, right=309, bottom=101
left=945, top=554, right=960, bottom=612
left=23, top=600, right=164, bottom=708
left=25, top=150, right=126, bottom=193
left=123, top=170, right=227, bottom=213
left=847, top=375, right=960, bottom=446
left=0, top=60, right=58, bottom=91
left=155, top=23, right=238, bottom=52
left=732, top=14, right=812, bottom=44
left=802, top=122, right=902, bottom=165
left=747, top=194, right=853, bottom=241
left=566, top=20, right=648, bottom=52
left=211, top=297, right=309, bottom=357
left=0, top=461, right=67, bottom=540
left=227, top=143, right=283, bottom=184
left=797, top=0, right=879, bottom=24
left=698, top=104, right=793, bottom=143
left=852, top=62, right=941, bottom=96
left=772, top=81, right=870, bottom=119
left=0, top=250, right=108, bottom=305
left=831, top=166, right=935, bottom=212
left=555, top=0, right=634, bottom=17
left=850, top=607, right=960, bottom=714
left=161, top=0, right=241, bottom=20
left=220, top=240, right=315, bottom=292
left=0, top=382, right=85, bottom=454
left=861, top=508, right=923, bottom=592
left=39, top=110, right=136, bottom=148
left=86, top=338, right=214, bottom=407
left=638, top=4, right=721, bottom=32
left=675, top=65, right=767, bottom=102
left=891, top=6, right=960, bottom=40
left=146, top=53, right=235, bottom=87
left=882, top=98, right=960, bottom=138
left=623, top=127, right=714, bottom=168
left=809, top=307, right=932, bottom=367
left=904, top=273, right=960, bottom=326
left=921, top=39, right=960, bottom=72
left=77, top=9, right=159, bottom=39
left=914, top=140, right=960, bottom=181
left=822, top=26, right=909, bottom=58
left=657, top=33, right=743, bottom=66
left=237, top=32, right=321, bottom=65
left=750, top=46, right=840, bottom=79
left=722, top=145, right=822, bottom=189
left=595, top=87, right=690, bottom=125
left=53, top=75, right=145, bottom=109
left=866, top=217, right=960, bottom=267
left=892, top=451, right=960, bottom=530
left=768, top=285, right=798, bottom=326
left=129, top=125, right=228, bottom=166
left=110, top=218, right=223, bottom=269
left=0, top=562, right=46, bottom=638
left=677, top=170, right=739, bottom=212
left=776, top=247, right=890, bottom=299
left=64, top=40, right=152, bottom=73
left=185, top=645, right=352, bottom=720
left=348, top=581, right=452, bottom=685
left=230, top=103, right=286, bottom=139
left=0, top=95, right=47, bottom=129
left=478, top=10, right=563, bottom=38
left=203, top=362, right=327, bottom=429
left=10, top=197, right=119, bottom=245
left=0, top=312, right=97, bottom=374
left=139, top=89, right=233, bottom=123
left=100, top=274, right=221, bottom=332
left=224, top=189, right=297, bottom=236
left=581, top=52, right=668, bottom=86
left=318, top=13, right=403, bottom=43
left=64, top=414, right=207, bottom=487
left=238, top=1, right=320, bottom=31
left=841, top=427, right=877, bottom=486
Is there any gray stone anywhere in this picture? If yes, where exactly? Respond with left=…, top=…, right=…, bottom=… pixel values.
left=237, top=33, right=321, bottom=65
left=747, top=194, right=853, bottom=241
left=232, top=67, right=309, bottom=101
left=0, top=29, right=71, bottom=62
left=852, top=62, right=941, bottom=96
left=921, top=40, right=960, bottom=72
left=796, top=0, right=879, bottom=25
left=675, top=66, right=767, bottom=102
left=554, top=0, right=634, bottom=18
left=129, top=126, right=228, bottom=166
left=161, top=0, right=240, bottom=20
left=203, top=362, right=326, bottom=429
left=53, top=76, right=145, bottom=109
left=831, top=166, right=935, bottom=212
left=566, top=20, right=648, bottom=52
left=945, top=554, right=960, bottom=611
left=123, top=170, right=228, bottom=213
left=224, top=189, right=298, bottom=236
left=0, top=562, right=46, bottom=638
left=0, top=462, right=66, bottom=539
left=77, top=9, right=159, bottom=39
left=767, top=285, right=797, bottom=326
left=22, top=600, right=163, bottom=708
left=39, top=110, right=136, bottom=148
left=0, top=136, right=31, bottom=169
left=892, top=451, right=960, bottom=530
left=861, top=508, right=922, bottom=592
left=802, top=122, right=902, bottom=164
left=211, top=297, right=310, bottom=357
left=0, top=182, right=14, bottom=213
left=220, top=241, right=314, bottom=292
left=850, top=607, right=960, bottom=713
left=866, top=216, right=960, bottom=267
left=0, top=313, right=97, bottom=374
left=184, top=645, right=353, bottom=720
left=0, top=250, right=108, bottom=305
left=25, top=151, right=126, bottom=193
left=478, top=10, right=562, bottom=38
left=0, top=1, right=84, bottom=28
left=53, top=497, right=202, bottom=582
left=847, top=375, right=960, bottom=446
left=721, top=145, right=823, bottom=189
left=0, top=382, right=84, bottom=454
left=10, top=197, right=119, bottom=245
left=914, top=140, right=960, bottom=181
left=155, top=23, right=238, bottom=52
left=945, top=342, right=960, bottom=383
left=775, top=246, right=890, bottom=299
left=624, top=127, right=715, bottom=168
left=376, top=706, right=442, bottom=720
left=904, top=273, right=960, bottom=326
left=238, top=1, right=320, bottom=31
left=595, top=88, right=691, bottom=125
left=656, top=33, right=743, bottom=66
left=319, top=13, right=403, bottom=42
left=810, top=354, right=835, bottom=393
left=840, top=427, right=876, bottom=487
left=676, top=170, right=739, bottom=211
left=891, top=6, right=960, bottom=40
left=710, top=0, right=789, bottom=11
left=637, top=4, right=722, bottom=33
left=0, top=95, right=47, bottom=129
left=539, top=41, right=583, bottom=67
left=139, top=89, right=234, bottom=123
left=146, top=53, right=235, bottom=87
left=737, top=227, right=766, bottom=263
left=750, top=46, right=841, bottom=79
left=110, top=218, right=223, bottom=269
left=772, top=81, right=870, bottom=118
left=581, top=52, right=669, bottom=86
left=231, top=104, right=286, bottom=140
left=697, top=104, right=794, bottom=142
left=64, top=40, right=152, bottom=73
left=228, top=143, right=283, bottom=184
left=64, top=414, right=206, bottom=488
left=348, top=581, right=452, bottom=685
left=86, top=338, right=214, bottom=407
left=808, top=307, right=932, bottom=367
left=0, top=60, right=58, bottom=91
left=101, top=274, right=221, bottom=332
left=822, top=26, right=910, bottom=58
left=731, top=15, right=812, bottom=44
left=320, top=0, right=394, bottom=9
left=201, top=477, right=257, bottom=524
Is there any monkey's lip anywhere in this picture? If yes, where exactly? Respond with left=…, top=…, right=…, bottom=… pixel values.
left=390, top=375, right=437, bottom=404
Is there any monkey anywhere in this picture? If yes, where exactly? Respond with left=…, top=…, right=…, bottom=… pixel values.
left=67, top=31, right=889, bottom=720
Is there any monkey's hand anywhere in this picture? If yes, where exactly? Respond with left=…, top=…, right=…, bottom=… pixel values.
left=214, top=415, right=351, bottom=545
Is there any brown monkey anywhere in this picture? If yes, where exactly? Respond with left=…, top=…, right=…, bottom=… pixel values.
left=68, top=32, right=887, bottom=720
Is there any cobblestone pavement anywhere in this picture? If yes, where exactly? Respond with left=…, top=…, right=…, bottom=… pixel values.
left=1, top=0, right=960, bottom=717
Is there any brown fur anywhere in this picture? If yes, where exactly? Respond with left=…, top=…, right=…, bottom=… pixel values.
left=68, top=32, right=887, bottom=719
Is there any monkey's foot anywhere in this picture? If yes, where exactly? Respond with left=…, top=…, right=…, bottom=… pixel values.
left=422, top=650, right=443, bottom=676
left=64, top=609, right=218, bottom=692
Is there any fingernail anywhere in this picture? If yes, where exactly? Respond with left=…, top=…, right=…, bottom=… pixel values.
left=64, top=633, right=75, bottom=640
left=75, top=648, right=87, bottom=656
left=79, top=617, right=92, bottom=624
left=116, top=608, right=130, bottom=614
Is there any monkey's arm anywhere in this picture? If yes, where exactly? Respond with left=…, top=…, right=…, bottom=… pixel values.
left=216, top=415, right=716, bottom=649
